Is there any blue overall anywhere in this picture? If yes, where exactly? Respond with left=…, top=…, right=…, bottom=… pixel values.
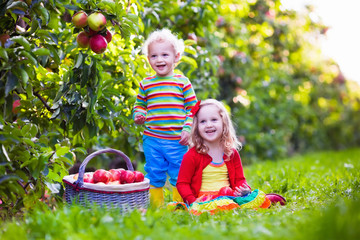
left=143, top=135, right=188, bottom=188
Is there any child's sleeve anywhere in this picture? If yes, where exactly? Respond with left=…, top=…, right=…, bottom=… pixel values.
left=176, top=151, right=197, bottom=204
left=132, top=82, right=147, bottom=119
left=233, top=150, right=251, bottom=189
left=182, top=78, right=197, bottom=133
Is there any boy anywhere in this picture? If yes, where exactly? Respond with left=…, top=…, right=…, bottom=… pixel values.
left=133, top=29, right=197, bottom=206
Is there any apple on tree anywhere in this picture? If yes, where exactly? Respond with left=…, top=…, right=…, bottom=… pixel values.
left=103, top=29, right=112, bottom=43
left=76, top=31, right=90, bottom=48
left=89, top=34, right=107, bottom=54
left=87, top=12, right=107, bottom=32
left=72, top=11, right=88, bottom=28
left=12, top=99, right=21, bottom=114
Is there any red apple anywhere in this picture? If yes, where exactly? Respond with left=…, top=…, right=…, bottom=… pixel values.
left=85, top=27, right=98, bottom=36
left=0, top=34, right=10, bottom=47
left=72, top=11, right=88, bottom=28
left=121, top=170, right=135, bottom=184
left=218, top=186, right=234, bottom=196
left=103, top=29, right=112, bottom=43
left=83, top=172, right=94, bottom=183
left=87, top=12, right=107, bottom=32
left=76, top=31, right=90, bottom=48
left=93, top=169, right=112, bottom=184
left=109, top=169, right=122, bottom=181
left=89, top=34, right=107, bottom=54
left=12, top=99, right=21, bottom=114
left=133, top=171, right=145, bottom=182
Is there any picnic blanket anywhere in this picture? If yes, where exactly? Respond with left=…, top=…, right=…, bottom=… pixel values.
left=167, top=189, right=271, bottom=215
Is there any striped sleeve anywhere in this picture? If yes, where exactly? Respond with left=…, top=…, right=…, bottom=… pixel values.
left=182, top=78, right=197, bottom=132
left=132, top=82, right=147, bottom=119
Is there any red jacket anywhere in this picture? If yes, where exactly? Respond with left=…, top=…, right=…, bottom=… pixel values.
left=176, top=147, right=250, bottom=205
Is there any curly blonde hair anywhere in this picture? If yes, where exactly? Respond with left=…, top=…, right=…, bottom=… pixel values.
left=190, top=99, right=242, bottom=159
left=142, top=28, right=185, bottom=57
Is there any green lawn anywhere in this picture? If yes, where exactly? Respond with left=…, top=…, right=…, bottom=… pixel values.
left=1, top=148, right=359, bottom=240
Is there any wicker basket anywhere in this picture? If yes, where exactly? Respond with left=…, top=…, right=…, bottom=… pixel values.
left=63, top=148, right=150, bottom=212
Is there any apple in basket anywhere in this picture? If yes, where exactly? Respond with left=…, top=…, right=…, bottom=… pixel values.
left=218, top=186, right=235, bottom=196
left=133, top=171, right=145, bottom=182
left=93, top=169, right=112, bottom=184
left=107, top=180, right=121, bottom=185
left=109, top=169, right=123, bottom=181
left=121, top=170, right=135, bottom=184
left=83, top=172, right=94, bottom=183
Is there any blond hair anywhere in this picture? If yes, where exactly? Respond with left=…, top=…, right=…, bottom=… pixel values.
left=142, top=28, right=185, bottom=57
left=190, top=99, right=242, bottom=159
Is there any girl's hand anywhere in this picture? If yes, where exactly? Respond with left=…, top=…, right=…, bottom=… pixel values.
left=234, top=184, right=251, bottom=197
left=134, top=115, right=145, bottom=125
left=179, top=131, right=190, bottom=145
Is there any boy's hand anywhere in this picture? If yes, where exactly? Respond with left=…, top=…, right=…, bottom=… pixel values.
left=179, top=131, right=190, bottom=145
left=234, top=184, right=251, bottom=197
left=134, top=115, right=145, bottom=125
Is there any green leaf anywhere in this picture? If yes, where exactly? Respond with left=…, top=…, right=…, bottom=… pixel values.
left=55, top=145, right=70, bottom=157
left=11, top=36, right=31, bottom=51
left=74, top=52, right=83, bottom=69
left=5, top=72, right=19, bottom=96
left=20, top=50, right=37, bottom=66
left=33, top=48, right=51, bottom=56
left=0, top=47, right=8, bottom=61
left=0, top=175, right=21, bottom=184
left=13, top=65, right=29, bottom=85
left=35, top=6, right=50, bottom=24
left=180, top=55, right=198, bottom=68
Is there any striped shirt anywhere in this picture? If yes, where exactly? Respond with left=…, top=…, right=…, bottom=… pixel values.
left=133, top=74, right=197, bottom=140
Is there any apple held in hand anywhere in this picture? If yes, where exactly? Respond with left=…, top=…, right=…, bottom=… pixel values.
left=87, top=12, right=107, bottom=32
left=133, top=171, right=145, bottom=182
left=93, top=169, right=112, bottom=184
left=72, top=11, right=88, bottom=28
left=89, top=34, right=107, bottom=54
left=218, top=186, right=235, bottom=196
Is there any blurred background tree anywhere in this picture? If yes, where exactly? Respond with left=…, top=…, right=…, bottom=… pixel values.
left=0, top=0, right=359, bottom=214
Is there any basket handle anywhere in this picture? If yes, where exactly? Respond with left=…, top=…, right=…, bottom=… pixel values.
left=74, top=148, right=134, bottom=188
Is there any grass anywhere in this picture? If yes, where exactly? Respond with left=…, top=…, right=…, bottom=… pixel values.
left=1, top=148, right=359, bottom=239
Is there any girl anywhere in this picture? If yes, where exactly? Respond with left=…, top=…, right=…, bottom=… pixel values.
left=175, top=99, right=271, bottom=214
